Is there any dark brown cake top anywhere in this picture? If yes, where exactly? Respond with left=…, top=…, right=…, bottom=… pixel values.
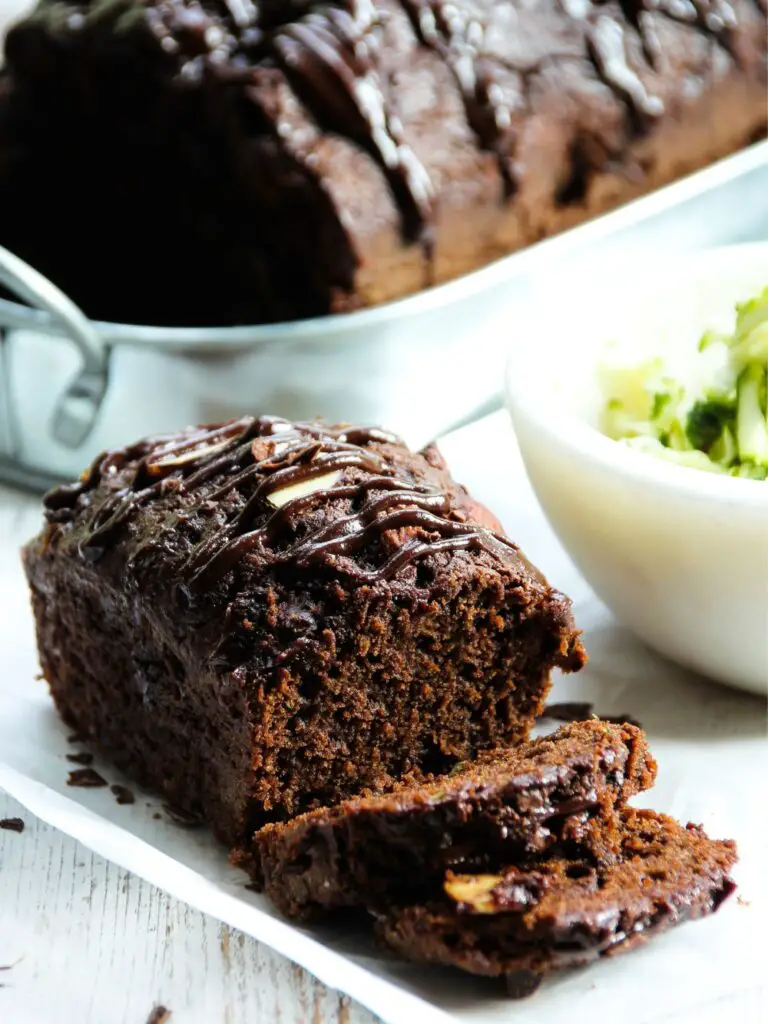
left=42, top=415, right=544, bottom=598
left=9, top=0, right=760, bottom=252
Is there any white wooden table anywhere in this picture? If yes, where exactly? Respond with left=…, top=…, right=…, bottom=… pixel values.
left=0, top=484, right=379, bottom=1024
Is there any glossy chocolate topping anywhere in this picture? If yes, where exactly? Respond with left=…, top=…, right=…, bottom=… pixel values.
left=146, top=0, right=435, bottom=245
left=144, top=0, right=749, bottom=229
left=398, top=0, right=668, bottom=186
left=399, top=0, right=525, bottom=194
left=44, top=416, right=522, bottom=592
left=270, top=1, right=435, bottom=244
left=21, top=0, right=758, bottom=264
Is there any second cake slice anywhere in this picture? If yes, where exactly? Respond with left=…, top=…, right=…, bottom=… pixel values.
left=378, top=808, right=737, bottom=994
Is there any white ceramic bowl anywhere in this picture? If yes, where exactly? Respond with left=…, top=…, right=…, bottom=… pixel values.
left=505, top=242, right=768, bottom=695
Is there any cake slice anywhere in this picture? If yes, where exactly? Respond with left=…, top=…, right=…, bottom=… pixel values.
left=23, top=415, right=585, bottom=847
left=377, top=808, right=738, bottom=994
left=247, top=720, right=656, bottom=919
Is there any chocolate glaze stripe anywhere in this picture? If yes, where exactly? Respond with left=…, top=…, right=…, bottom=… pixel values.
left=45, top=415, right=521, bottom=590
left=183, top=470, right=514, bottom=590
left=178, top=434, right=397, bottom=571
left=645, top=0, right=741, bottom=59
left=586, top=14, right=664, bottom=129
left=143, top=416, right=260, bottom=472
left=398, top=0, right=664, bottom=184
left=613, top=0, right=664, bottom=67
left=231, top=442, right=389, bottom=528
left=178, top=417, right=296, bottom=492
left=272, top=0, right=435, bottom=246
left=398, top=0, right=524, bottom=195
left=611, top=0, right=742, bottom=68
left=402, top=0, right=750, bottom=166
left=262, top=474, right=436, bottom=536
left=178, top=435, right=401, bottom=580
left=46, top=415, right=396, bottom=519
left=89, top=426, right=344, bottom=548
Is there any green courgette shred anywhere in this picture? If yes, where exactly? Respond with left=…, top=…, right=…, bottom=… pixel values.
left=600, top=286, right=768, bottom=480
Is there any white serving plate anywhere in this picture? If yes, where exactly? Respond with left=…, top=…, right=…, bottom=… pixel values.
left=1, top=142, right=767, bottom=490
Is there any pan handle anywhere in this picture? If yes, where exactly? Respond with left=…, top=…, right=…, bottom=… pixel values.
left=0, top=244, right=108, bottom=448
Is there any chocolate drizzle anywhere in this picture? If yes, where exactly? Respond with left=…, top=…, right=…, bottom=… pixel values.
left=271, top=1, right=434, bottom=244
left=586, top=14, right=664, bottom=128
left=614, top=0, right=664, bottom=68
left=614, top=0, right=743, bottom=63
left=400, top=0, right=755, bottom=176
left=141, top=0, right=434, bottom=246
left=399, top=0, right=525, bottom=195
left=46, top=416, right=520, bottom=596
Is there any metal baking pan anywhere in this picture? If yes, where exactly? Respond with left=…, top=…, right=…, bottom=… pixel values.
left=1, top=140, right=766, bottom=492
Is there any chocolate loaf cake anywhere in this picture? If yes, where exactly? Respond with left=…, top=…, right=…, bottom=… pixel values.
left=248, top=720, right=657, bottom=919
left=0, top=0, right=765, bottom=326
left=377, top=808, right=738, bottom=991
left=23, top=415, right=585, bottom=846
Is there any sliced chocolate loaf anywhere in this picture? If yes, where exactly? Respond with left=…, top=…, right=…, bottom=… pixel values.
left=248, top=720, right=657, bottom=919
left=23, top=415, right=585, bottom=847
left=377, top=808, right=738, bottom=993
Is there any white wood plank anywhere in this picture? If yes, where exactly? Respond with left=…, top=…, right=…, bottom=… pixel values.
left=0, top=790, right=379, bottom=1024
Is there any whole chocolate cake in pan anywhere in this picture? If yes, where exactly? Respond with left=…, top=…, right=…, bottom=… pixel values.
left=247, top=720, right=657, bottom=919
left=23, top=416, right=585, bottom=846
left=0, top=0, right=765, bottom=325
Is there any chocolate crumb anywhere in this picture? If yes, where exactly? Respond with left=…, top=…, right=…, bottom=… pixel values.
left=152, top=812, right=162, bottom=820
left=244, top=882, right=260, bottom=893
left=163, top=804, right=203, bottom=828
left=540, top=702, right=595, bottom=723
left=66, top=751, right=94, bottom=765
left=0, top=818, right=25, bottom=833
left=146, top=1006, right=172, bottom=1024
left=111, top=784, right=135, bottom=805
left=67, top=733, right=86, bottom=744
left=505, top=970, right=542, bottom=999
left=67, top=768, right=108, bottom=788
